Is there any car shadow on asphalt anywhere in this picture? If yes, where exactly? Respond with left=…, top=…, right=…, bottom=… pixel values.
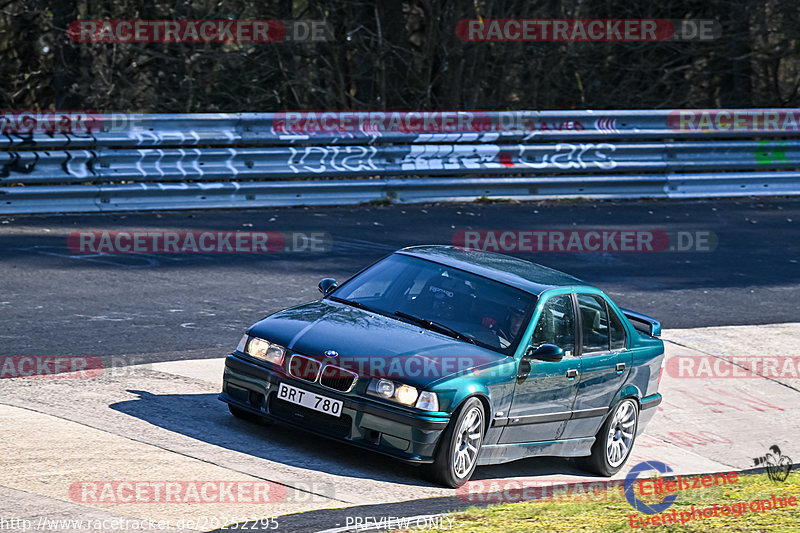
left=109, top=389, right=592, bottom=488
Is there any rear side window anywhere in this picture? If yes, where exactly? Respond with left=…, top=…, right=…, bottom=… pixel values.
left=608, top=306, right=627, bottom=350
left=577, top=294, right=609, bottom=354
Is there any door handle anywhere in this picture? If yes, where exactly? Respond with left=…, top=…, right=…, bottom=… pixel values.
left=616, top=362, right=626, bottom=372
left=566, top=369, right=579, bottom=379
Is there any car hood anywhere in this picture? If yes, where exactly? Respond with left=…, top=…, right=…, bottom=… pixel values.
left=247, top=299, right=507, bottom=388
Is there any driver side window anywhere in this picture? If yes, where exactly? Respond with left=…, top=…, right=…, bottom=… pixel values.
left=530, top=295, right=575, bottom=356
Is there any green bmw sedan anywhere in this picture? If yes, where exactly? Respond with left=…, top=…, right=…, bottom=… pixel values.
left=219, top=245, right=664, bottom=487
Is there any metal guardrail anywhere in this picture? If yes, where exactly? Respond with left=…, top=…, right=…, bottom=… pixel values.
left=2, top=109, right=799, bottom=213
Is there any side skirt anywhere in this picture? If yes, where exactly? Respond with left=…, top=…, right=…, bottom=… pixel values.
left=477, top=436, right=595, bottom=466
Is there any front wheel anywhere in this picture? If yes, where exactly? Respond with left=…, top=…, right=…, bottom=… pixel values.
left=578, top=398, right=638, bottom=476
left=424, top=397, right=485, bottom=488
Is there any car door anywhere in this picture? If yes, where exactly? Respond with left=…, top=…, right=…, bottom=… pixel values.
left=498, top=293, right=581, bottom=444
left=561, top=293, right=631, bottom=439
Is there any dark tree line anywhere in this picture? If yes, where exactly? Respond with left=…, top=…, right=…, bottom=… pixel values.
left=0, top=0, right=798, bottom=112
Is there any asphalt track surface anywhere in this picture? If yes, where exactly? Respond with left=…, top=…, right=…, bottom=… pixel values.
left=1, top=197, right=798, bottom=363
left=1, top=197, right=799, bottom=532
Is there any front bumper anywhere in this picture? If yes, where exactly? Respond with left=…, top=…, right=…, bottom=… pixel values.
left=219, top=354, right=450, bottom=463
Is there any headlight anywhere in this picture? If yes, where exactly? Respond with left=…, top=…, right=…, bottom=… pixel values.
left=237, top=334, right=285, bottom=365
left=367, top=378, right=436, bottom=411
left=247, top=337, right=271, bottom=359
left=395, top=385, right=419, bottom=405
left=265, top=344, right=285, bottom=363
left=375, top=379, right=395, bottom=398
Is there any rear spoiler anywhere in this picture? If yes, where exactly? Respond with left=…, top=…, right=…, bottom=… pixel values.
left=620, top=308, right=662, bottom=337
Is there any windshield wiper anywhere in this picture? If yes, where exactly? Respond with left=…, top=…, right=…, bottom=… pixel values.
left=394, top=311, right=476, bottom=345
left=329, top=296, right=381, bottom=314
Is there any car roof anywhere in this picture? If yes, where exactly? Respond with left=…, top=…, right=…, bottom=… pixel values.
left=396, top=245, right=594, bottom=296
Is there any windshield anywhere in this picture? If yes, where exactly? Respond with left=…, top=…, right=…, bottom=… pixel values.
left=331, top=254, right=537, bottom=355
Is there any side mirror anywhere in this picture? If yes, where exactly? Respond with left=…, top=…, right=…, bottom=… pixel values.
left=526, top=344, right=564, bottom=362
left=318, top=278, right=338, bottom=296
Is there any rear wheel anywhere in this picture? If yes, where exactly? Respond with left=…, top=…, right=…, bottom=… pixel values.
left=424, top=397, right=485, bottom=488
left=578, top=398, right=638, bottom=476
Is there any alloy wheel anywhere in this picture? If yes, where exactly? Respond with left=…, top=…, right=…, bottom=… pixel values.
left=606, top=400, right=636, bottom=467
left=453, top=406, right=483, bottom=478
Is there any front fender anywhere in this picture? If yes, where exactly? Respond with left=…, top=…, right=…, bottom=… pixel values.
left=428, top=369, right=516, bottom=447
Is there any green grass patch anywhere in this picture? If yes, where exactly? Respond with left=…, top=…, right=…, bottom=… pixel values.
left=400, top=471, right=800, bottom=532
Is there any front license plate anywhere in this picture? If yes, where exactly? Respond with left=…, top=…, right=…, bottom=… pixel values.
left=277, top=383, right=342, bottom=417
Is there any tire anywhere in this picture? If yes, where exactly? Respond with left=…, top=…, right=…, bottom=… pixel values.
left=578, top=398, right=638, bottom=477
left=228, top=404, right=266, bottom=424
left=423, top=397, right=485, bottom=488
